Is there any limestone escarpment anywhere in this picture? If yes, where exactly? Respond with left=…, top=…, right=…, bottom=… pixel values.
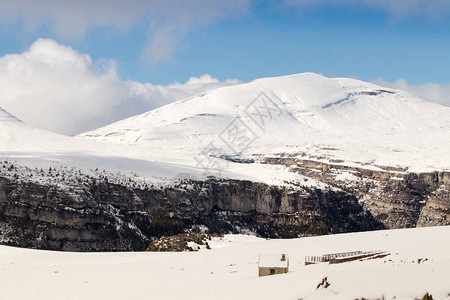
left=0, top=175, right=382, bottom=251
left=261, top=157, right=450, bottom=229
left=0, top=157, right=448, bottom=252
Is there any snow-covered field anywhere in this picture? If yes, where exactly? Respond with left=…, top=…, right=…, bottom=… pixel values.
left=1, top=226, right=449, bottom=300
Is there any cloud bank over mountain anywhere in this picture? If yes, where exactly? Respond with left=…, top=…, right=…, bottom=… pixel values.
left=0, top=39, right=448, bottom=136
left=0, top=39, right=240, bottom=135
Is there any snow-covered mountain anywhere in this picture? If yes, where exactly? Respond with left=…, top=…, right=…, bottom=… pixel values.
left=3, top=72, right=450, bottom=181
left=81, top=73, right=450, bottom=172
left=1, top=73, right=449, bottom=252
left=0, top=106, right=79, bottom=152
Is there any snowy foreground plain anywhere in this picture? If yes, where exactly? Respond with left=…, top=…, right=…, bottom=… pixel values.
left=0, top=226, right=449, bottom=300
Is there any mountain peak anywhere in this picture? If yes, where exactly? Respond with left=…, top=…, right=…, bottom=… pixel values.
left=79, top=73, right=450, bottom=172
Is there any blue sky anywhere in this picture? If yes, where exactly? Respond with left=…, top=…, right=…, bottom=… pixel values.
left=1, top=0, right=450, bottom=85
left=0, top=0, right=450, bottom=134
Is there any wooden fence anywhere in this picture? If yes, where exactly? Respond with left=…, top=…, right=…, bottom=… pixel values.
left=305, top=250, right=379, bottom=265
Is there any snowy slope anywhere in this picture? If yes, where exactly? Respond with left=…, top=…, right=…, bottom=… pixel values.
left=0, top=107, right=21, bottom=123
left=0, top=105, right=311, bottom=187
left=0, top=106, right=60, bottom=150
left=0, top=106, right=193, bottom=183
left=0, top=226, right=448, bottom=300
left=80, top=73, right=450, bottom=172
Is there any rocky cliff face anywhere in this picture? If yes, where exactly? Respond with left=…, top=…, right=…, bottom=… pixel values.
left=261, top=157, right=450, bottom=229
left=0, top=157, right=448, bottom=252
left=0, top=173, right=382, bottom=251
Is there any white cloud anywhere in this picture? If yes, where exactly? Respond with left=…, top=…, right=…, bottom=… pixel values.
left=372, top=78, right=450, bottom=107
left=142, top=25, right=179, bottom=65
left=0, top=0, right=250, bottom=63
left=283, top=0, right=450, bottom=20
left=0, top=39, right=241, bottom=135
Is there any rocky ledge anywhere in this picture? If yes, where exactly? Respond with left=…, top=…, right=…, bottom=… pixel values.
left=261, top=156, right=450, bottom=229
left=0, top=156, right=448, bottom=252
left=0, top=173, right=382, bottom=251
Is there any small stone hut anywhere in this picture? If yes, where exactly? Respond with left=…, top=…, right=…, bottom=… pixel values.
left=258, top=254, right=289, bottom=277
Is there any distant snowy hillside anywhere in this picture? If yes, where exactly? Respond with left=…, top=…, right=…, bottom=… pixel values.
left=0, top=106, right=71, bottom=151
left=80, top=73, right=450, bottom=172
left=0, top=105, right=308, bottom=187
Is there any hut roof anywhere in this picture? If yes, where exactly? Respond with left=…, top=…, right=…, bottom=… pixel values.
left=258, top=254, right=289, bottom=268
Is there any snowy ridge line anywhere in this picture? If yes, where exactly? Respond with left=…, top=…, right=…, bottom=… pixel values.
left=78, top=72, right=450, bottom=173
left=321, top=89, right=396, bottom=109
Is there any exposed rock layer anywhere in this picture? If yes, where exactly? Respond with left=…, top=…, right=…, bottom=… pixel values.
left=0, top=176, right=382, bottom=251
left=0, top=157, right=448, bottom=252
left=262, top=157, right=450, bottom=229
